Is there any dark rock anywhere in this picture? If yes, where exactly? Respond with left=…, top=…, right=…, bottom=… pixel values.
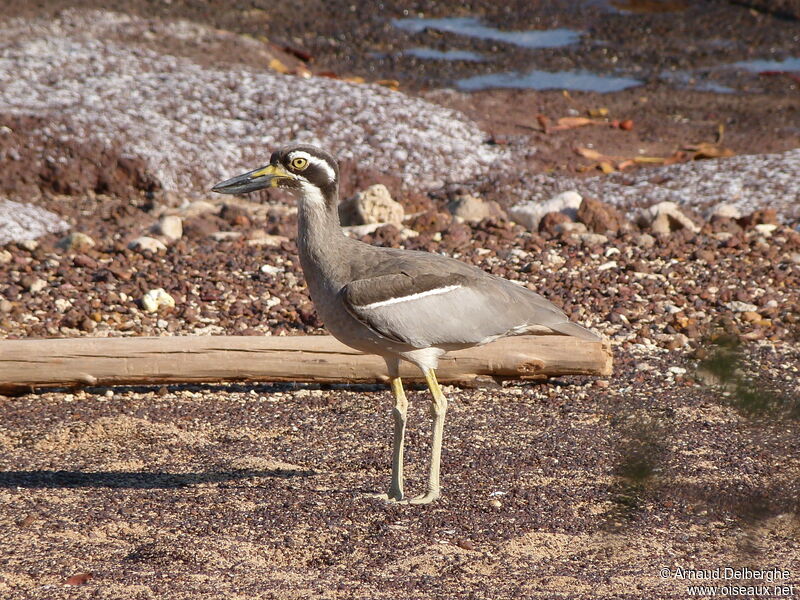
left=576, top=197, right=627, bottom=234
left=739, top=208, right=778, bottom=228
left=538, top=211, right=572, bottom=234
left=405, top=210, right=452, bottom=234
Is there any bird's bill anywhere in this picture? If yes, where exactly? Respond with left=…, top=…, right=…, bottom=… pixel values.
left=211, top=163, right=293, bottom=194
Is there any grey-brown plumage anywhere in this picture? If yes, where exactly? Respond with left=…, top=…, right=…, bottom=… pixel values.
left=213, top=144, right=600, bottom=504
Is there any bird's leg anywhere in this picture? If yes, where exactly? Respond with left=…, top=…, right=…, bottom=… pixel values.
left=387, top=376, right=408, bottom=500
left=371, top=375, right=408, bottom=502
left=404, top=368, right=447, bottom=505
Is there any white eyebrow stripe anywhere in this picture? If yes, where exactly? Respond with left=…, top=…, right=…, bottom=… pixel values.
left=289, top=151, right=336, bottom=183
left=360, top=284, right=462, bottom=310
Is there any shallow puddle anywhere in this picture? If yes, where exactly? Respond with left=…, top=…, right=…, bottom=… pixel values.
left=392, top=16, right=581, bottom=49
left=403, top=47, right=484, bottom=61
left=732, top=57, right=800, bottom=72
left=591, top=0, right=689, bottom=13
left=456, top=69, right=642, bottom=92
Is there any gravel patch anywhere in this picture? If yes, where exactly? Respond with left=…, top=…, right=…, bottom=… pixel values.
left=0, top=9, right=508, bottom=193
left=0, top=198, right=69, bottom=245
left=506, top=148, right=800, bottom=220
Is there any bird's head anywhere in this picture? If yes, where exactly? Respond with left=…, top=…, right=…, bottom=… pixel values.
left=212, top=144, right=339, bottom=208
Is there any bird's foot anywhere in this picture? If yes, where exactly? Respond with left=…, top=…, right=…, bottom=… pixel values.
left=399, top=490, right=440, bottom=505
left=369, top=487, right=404, bottom=503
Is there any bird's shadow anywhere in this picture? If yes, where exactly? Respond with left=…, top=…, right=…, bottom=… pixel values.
left=0, top=468, right=316, bottom=489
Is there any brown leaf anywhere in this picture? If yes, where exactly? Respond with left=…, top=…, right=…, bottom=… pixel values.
left=268, top=58, right=289, bottom=74
left=455, top=539, right=477, bottom=551
left=376, top=79, right=400, bottom=90
left=575, top=146, right=607, bottom=161
left=599, top=161, right=616, bottom=174
left=633, top=156, right=669, bottom=164
left=282, top=45, right=313, bottom=62
left=66, top=573, right=92, bottom=586
left=617, top=159, right=636, bottom=170
left=536, top=113, right=550, bottom=132
left=684, top=142, right=735, bottom=160
left=18, top=514, right=36, bottom=527
left=554, top=117, right=596, bottom=130
left=588, top=107, right=609, bottom=117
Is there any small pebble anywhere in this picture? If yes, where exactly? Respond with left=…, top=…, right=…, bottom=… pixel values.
left=128, top=236, right=167, bottom=253
left=141, top=288, right=176, bottom=313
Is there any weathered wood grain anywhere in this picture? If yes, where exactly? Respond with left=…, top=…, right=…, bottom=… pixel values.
left=0, top=334, right=612, bottom=393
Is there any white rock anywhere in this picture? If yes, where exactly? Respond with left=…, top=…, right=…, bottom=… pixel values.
left=0, top=249, right=11, bottom=264
left=509, top=190, right=583, bottom=231
left=55, top=298, right=72, bottom=312
left=246, top=234, right=289, bottom=247
left=128, top=236, right=167, bottom=253
left=28, top=278, right=47, bottom=293
left=577, top=233, right=609, bottom=245
left=180, top=200, right=218, bottom=217
left=447, top=195, right=497, bottom=222
left=260, top=264, right=283, bottom=276
left=542, top=250, right=566, bottom=268
left=141, top=288, right=175, bottom=313
left=57, top=231, right=95, bottom=251
left=353, top=184, right=404, bottom=225
left=668, top=366, right=687, bottom=376
left=635, top=233, right=656, bottom=248
left=726, top=301, right=758, bottom=313
left=754, top=223, right=777, bottom=235
left=19, top=239, right=39, bottom=251
left=597, top=260, right=617, bottom=271
left=152, top=215, right=183, bottom=242
left=638, top=201, right=699, bottom=234
left=711, top=203, right=741, bottom=219
left=210, top=231, right=242, bottom=241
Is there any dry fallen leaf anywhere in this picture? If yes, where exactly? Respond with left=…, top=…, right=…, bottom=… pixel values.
left=292, top=65, right=312, bottom=78
left=66, top=573, right=92, bottom=586
left=268, top=58, right=289, bottom=74
left=684, top=142, right=735, bottom=159
left=554, top=117, right=596, bottom=130
left=599, top=161, right=616, bottom=174
left=376, top=79, right=400, bottom=90
left=588, top=107, right=609, bottom=118
left=536, top=113, right=550, bottom=132
left=575, top=146, right=608, bottom=161
left=633, top=156, right=669, bottom=164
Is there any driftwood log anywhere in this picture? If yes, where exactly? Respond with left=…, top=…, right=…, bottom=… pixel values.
left=0, top=334, right=612, bottom=393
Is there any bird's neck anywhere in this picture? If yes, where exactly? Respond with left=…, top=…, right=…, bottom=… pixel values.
left=296, top=188, right=348, bottom=284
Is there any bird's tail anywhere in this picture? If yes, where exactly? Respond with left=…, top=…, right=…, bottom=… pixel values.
left=548, top=320, right=603, bottom=342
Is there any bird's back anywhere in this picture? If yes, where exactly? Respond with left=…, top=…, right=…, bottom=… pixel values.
left=340, top=241, right=600, bottom=349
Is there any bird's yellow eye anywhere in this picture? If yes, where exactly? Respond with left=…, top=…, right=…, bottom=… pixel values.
left=290, top=156, right=308, bottom=171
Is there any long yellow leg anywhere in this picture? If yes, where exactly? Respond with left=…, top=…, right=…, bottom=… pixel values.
left=405, top=368, right=447, bottom=505
left=372, top=376, right=408, bottom=502
left=387, top=376, right=408, bottom=500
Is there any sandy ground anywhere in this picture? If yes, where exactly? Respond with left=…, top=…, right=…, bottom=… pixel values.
left=2, top=346, right=799, bottom=599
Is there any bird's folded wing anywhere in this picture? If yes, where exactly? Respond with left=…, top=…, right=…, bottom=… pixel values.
left=341, top=269, right=599, bottom=348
